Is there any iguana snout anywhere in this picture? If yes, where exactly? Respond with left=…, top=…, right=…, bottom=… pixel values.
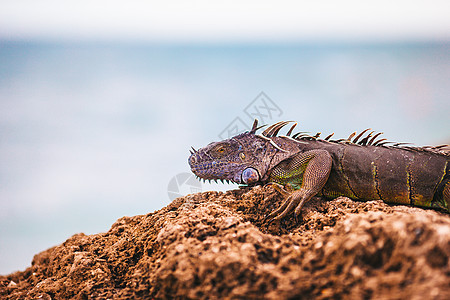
left=188, top=141, right=249, bottom=184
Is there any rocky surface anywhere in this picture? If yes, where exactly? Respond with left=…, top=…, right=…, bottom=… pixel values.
left=1, top=186, right=449, bottom=299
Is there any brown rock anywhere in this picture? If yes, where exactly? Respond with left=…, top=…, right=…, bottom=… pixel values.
left=1, top=186, right=449, bottom=299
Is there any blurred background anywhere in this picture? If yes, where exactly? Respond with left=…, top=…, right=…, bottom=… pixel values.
left=1, top=0, right=449, bottom=274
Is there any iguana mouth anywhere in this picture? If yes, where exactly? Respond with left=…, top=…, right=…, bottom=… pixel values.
left=188, top=151, right=243, bottom=183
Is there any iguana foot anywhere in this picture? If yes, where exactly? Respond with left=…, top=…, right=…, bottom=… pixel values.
left=265, top=182, right=294, bottom=197
left=264, top=183, right=295, bottom=222
left=265, top=190, right=306, bottom=223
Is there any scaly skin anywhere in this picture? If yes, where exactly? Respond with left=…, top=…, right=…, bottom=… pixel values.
left=189, top=120, right=450, bottom=222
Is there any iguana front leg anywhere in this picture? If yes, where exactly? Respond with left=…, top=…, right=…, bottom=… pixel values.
left=265, top=150, right=332, bottom=222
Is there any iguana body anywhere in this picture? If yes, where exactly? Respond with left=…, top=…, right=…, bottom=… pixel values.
left=189, top=120, right=450, bottom=222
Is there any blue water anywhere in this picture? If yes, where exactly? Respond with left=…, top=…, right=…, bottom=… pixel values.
left=1, top=41, right=449, bottom=274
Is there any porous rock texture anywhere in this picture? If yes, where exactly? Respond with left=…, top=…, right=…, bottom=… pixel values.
left=1, top=186, right=449, bottom=299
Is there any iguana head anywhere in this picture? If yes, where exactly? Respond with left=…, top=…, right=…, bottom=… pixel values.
left=188, top=132, right=266, bottom=185
left=188, top=120, right=299, bottom=185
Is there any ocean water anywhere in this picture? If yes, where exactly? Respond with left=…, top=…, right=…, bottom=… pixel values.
left=0, top=41, right=449, bottom=274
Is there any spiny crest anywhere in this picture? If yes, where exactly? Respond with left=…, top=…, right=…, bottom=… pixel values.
left=249, top=120, right=450, bottom=156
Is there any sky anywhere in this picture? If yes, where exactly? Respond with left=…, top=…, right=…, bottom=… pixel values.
left=0, top=1, right=449, bottom=42
left=0, top=1, right=449, bottom=275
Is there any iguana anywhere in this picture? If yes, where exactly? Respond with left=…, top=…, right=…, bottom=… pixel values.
left=188, top=120, right=450, bottom=222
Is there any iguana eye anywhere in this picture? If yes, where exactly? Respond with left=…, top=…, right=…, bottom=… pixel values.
left=209, top=145, right=229, bottom=158
left=214, top=145, right=227, bottom=155
left=239, top=152, right=246, bottom=160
